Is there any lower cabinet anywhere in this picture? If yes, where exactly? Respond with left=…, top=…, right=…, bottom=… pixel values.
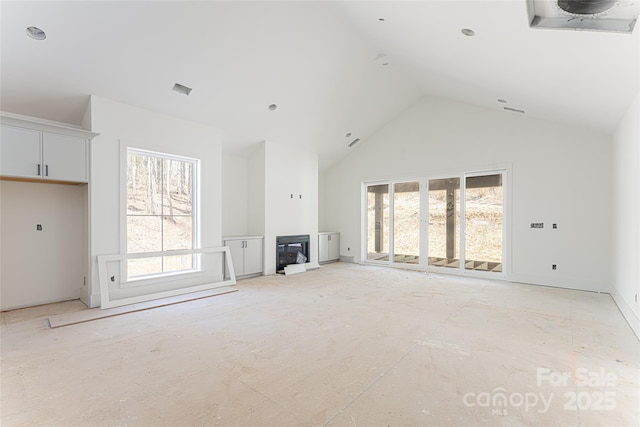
left=318, top=232, right=340, bottom=263
left=224, top=236, right=263, bottom=278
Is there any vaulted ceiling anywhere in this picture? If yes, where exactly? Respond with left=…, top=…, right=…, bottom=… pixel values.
left=1, top=1, right=638, bottom=169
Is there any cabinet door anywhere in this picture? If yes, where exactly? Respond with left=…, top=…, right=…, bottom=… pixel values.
left=42, top=132, right=87, bottom=182
left=0, top=125, right=41, bottom=178
left=328, top=233, right=340, bottom=260
left=225, top=240, right=245, bottom=276
left=243, top=238, right=263, bottom=275
left=318, top=234, right=329, bottom=262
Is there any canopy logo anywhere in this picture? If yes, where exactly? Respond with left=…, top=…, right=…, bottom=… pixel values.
left=462, top=367, right=618, bottom=415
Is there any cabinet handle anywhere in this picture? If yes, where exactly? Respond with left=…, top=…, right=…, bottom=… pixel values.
left=37, top=164, right=41, bottom=176
left=45, top=165, right=49, bottom=177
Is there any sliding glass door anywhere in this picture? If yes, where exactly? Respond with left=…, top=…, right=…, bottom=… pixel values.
left=366, top=183, right=389, bottom=262
left=428, top=177, right=460, bottom=269
left=364, top=170, right=506, bottom=275
left=393, top=181, right=421, bottom=265
left=464, top=173, right=503, bottom=272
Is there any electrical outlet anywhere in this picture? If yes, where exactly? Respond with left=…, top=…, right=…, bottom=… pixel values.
left=552, top=264, right=557, bottom=270
left=552, top=223, right=557, bottom=229
left=36, top=224, right=42, bottom=231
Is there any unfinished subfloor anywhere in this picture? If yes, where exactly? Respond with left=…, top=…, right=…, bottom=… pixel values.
left=2, top=263, right=638, bottom=426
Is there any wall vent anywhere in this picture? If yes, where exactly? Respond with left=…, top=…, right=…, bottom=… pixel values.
left=504, top=106, right=525, bottom=114
left=172, top=83, right=192, bottom=96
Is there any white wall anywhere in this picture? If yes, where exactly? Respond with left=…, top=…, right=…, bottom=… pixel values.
left=1, top=181, right=85, bottom=309
left=222, top=154, right=249, bottom=236
left=262, top=141, right=318, bottom=275
left=612, top=92, right=640, bottom=337
left=87, top=96, right=223, bottom=307
left=247, top=144, right=266, bottom=237
left=321, top=95, right=612, bottom=292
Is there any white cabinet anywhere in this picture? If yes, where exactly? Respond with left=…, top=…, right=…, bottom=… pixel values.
left=1, top=121, right=91, bottom=183
left=42, top=132, right=88, bottom=182
left=0, top=125, right=41, bottom=178
left=319, top=232, right=340, bottom=263
left=224, top=236, right=263, bottom=278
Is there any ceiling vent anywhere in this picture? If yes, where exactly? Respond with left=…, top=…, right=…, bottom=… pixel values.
left=526, top=0, right=638, bottom=33
left=172, top=83, right=192, bottom=96
left=504, top=107, right=526, bottom=114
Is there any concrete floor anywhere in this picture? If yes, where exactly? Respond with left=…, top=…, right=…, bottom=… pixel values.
left=1, top=263, right=638, bottom=426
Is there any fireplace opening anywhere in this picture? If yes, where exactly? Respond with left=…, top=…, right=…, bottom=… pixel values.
left=276, top=234, right=310, bottom=273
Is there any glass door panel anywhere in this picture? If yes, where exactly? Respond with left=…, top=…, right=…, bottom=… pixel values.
left=367, top=184, right=389, bottom=261
left=393, top=181, right=420, bottom=265
left=464, top=174, right=503, bottom=272
left=428, top=178, right=460, bottom=269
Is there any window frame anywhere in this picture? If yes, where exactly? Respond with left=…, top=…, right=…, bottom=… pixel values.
left=120, top=146, right=201, bottom=285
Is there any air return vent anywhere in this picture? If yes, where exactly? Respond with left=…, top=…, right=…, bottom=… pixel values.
left=172, top=83, right=192, bottom=96
left=504, top=107, right=525, bottom=114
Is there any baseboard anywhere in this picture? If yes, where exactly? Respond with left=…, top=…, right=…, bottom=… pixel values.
left=508, top=273, right=607, bottom=293
left=610, top=288, right=640, bottom=340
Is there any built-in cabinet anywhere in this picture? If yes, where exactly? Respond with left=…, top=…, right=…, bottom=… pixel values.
left=0, top=112, right=97, bottom=310
left=1, top=123, right=89, bottom=183
left=223, top=236, right=263, bottom=278
left=319, top=232, right=340, bottom=263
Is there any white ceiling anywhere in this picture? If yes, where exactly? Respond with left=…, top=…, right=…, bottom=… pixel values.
left=1, top=1, right=638, bottom=169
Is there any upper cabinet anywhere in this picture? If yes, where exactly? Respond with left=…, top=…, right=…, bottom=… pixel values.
left=42, top=132, right=88, bottom=182
left=0, top=113, right=98, bottom=184
left=0, top=125, right=41, bottom=178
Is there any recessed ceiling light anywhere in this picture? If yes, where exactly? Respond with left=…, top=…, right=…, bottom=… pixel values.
left=345, top=132, right=352, bottom=138
left=461, top=28, right=476, bottom=36
left=268, top=104, right=278, bottom=111
left=497, top=99, right=508, bottom=104
left=172, top=83, right=192, bottom=96
left=26, top=26, right=46, bottom=40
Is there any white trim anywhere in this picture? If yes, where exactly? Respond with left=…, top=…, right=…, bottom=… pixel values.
left=610, top=288, right=640, bottom=340
left=0, top=111, right=99, bottom=139
left=98, top=246, right=236, bottom=309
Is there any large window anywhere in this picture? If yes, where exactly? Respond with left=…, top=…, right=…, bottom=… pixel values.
left=126, top=149, right=198, bottom=279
